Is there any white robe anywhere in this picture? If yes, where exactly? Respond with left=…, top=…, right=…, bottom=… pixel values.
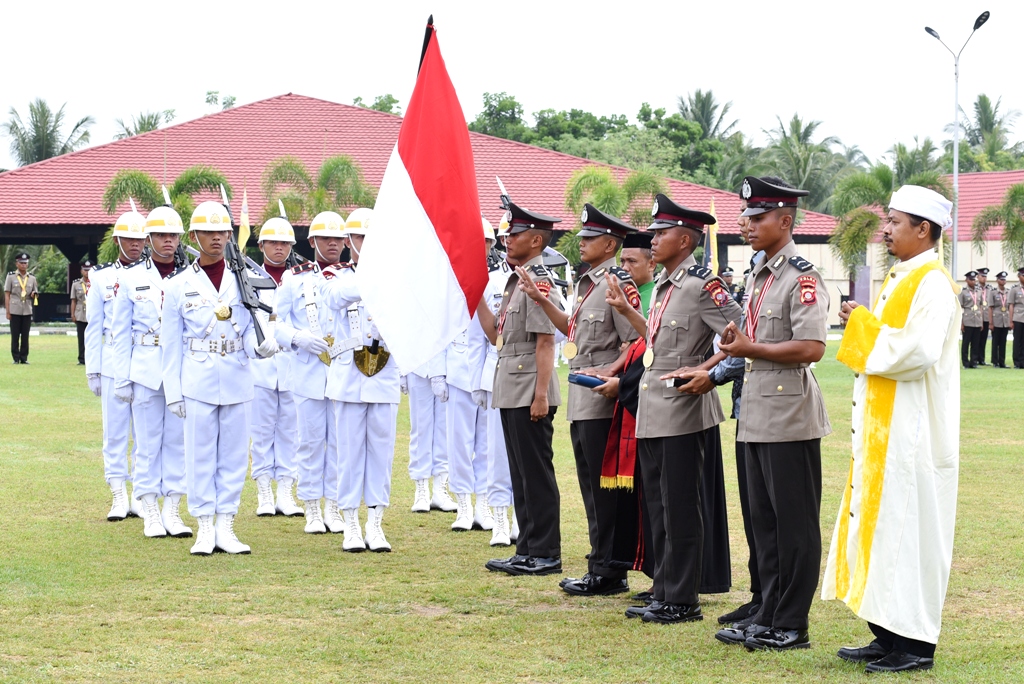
left=822, top=248, right=961, bottom=644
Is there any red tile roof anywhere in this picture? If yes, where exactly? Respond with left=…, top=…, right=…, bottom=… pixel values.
left=0, top=93, right=836, bottom=238
left=945, top=170, right=1024, bottom=241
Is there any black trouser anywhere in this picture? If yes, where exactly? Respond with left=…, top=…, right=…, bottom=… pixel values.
left=869, top=622, right=936, bottom=659
left=75, top=321, right=87, bottom=363
left=735, top=428, right=761, bottom=597
left=9, top=314, right=31, bottom=362
left=501, top=407, right=560, bottom=559
left=638, top=431, right=705, bottom=606
left=979, top=320, right=990, bottom=362
left=1014, top=322, right=1024, bottom=368
left=961, top=326, right=981, bottom=367
left=746, top=439, right=822, bottom=631
left=700, top=425, right=731, bottom=594
left=991, top=326, right=1009, bottom=366
left=570, top=418, right=624, bottom=579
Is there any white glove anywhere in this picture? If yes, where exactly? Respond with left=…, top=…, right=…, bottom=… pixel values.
left=400, top=375, right=409, bottom=395
left=293, top=329, right=329, bottom=354
left=472, top=389, right=488, bottom=409
left=369, top=322, right=381, bottom=340
left=256, top=337, right=279, bottom=358
left=87, top=373, right=102, bottom=397
left=430, top=375, right=449, bottom=402
left=169, top=401, right=186, bottom=419
left=114, top=383, right=133, bottom=404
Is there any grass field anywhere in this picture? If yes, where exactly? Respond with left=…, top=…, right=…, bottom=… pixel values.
left=1, top=335, right=1023, bottom=683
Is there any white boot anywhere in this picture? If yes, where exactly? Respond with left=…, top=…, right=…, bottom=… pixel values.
left=451, top=493, right=473, bottom=531
left=342, top=508, right=365, bottom=552
left=304, top=500, right=326, bottom=534
left=275, top=477, right=304, bottom=517
left=430, top=473, right=457, bottom=512
left=161, top=494, right=193, bottom=538
left=140, top=493, right=168, bottom=538
left=509, top=507, right=520, bottom=542
left=214, top=513, right=251, bottom=554
left=490, top=506, right=511, bottom=547
left=323, top=499, right=344, bottom=534
left=255, top=475, right=276, bottom=516
left=190, top=515, right=215, bottom=555
left=411, top=478, right=430, bottom=513
left=473, top=494, right=494, bottom=530
left=364, top=506, right=392, bottom=552
left=107, top=478, right=128, bottom=521
left=128, top=484, right=143, bottom=518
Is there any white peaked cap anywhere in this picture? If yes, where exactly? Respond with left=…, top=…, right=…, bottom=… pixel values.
left=889, top=185, right=953, bottom=229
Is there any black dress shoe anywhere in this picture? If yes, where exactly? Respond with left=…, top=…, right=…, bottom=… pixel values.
left=559, top=572, right=589, bottom=588
left=20, top=360, right=29, bottom=364
left=505, top=556, right=562, bottom=576
left=837, top=641, right=890, bottom=663
left=745, top=627, right=810, bottom=651
left=717, top=598, right=762, bottom=624
left=631, top=588, right=654, bottom=603
left=625, top=600, right=661, bottom=619
left=640, top=602, right=702, bottom=624
left=716, top=622, right=770, bottom=645
left=486, top=554, right=527, bottom=573
left=562, top=574, right=628, bottom=597
left=865, top=651, right=934, bottom=673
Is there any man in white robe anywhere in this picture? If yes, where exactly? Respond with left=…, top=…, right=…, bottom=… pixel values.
left=824, top=185, right=960, bottom=674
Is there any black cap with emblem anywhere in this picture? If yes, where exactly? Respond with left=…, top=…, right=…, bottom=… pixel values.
left=578, top=203, right=637, bottom=239
left=81, top=260, right=93, bottom=269
left=649, top=194, right=715, bottom=232
left=977, top=267, right=990, bottom=276
left=503, top=201, right=561, bottom=235
left=965, top=270, right=978, bottom=279
left=15, top=252, right=30, bottom=262
left=739, top=176, right=809, bottom=217
left=721, top=266, right=735, bottom=276
left=622, top=231, right=653, bottom=250
left=996, top=271, right=1007, bottom=279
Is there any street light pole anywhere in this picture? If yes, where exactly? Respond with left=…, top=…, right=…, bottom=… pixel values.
left=925, top=10, right=990, bottom=279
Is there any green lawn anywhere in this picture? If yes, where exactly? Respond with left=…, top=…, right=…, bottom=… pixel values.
left=1, top=336, right=1022, bottom=682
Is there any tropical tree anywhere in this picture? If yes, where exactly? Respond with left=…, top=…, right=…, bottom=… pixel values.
left=555, top=166, right=666, bottom=264
left=114, top=110, right=176, bottom=139
left=759, top=114, right=856, bottom=213
left=353, top=94, right=401, bottom=114
left=677, top=89, right=737, bottom=141
left=260, top=155, right=376, bottom=224
left=971, top=183, right=1024, bottom=270
left=468, top=92, right=532, bottom=142
left=3, top=98, right=94, bottom=166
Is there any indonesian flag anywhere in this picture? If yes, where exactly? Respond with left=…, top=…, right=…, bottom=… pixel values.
left=356, top=17, right=487, bottom=374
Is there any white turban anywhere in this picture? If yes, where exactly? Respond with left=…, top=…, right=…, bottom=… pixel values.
left=889, top=185, right=953, bottom=229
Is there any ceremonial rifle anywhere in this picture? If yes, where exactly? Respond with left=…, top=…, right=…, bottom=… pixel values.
left=218, top=185, right=276, bottom=345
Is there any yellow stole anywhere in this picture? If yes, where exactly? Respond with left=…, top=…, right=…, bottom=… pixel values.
left=833, top=259, right=953, bottom=610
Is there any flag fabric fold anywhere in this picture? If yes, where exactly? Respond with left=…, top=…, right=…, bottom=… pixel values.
left=704, top=198, right=718, bottom=272
left=356, top=20, right=487, bottom=374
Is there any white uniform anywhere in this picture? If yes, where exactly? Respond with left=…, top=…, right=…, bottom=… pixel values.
left=480, top=263, right=513, bottom=507
left=111, top=259, right=185, bottom=498
left=85, top=261, right=135, bottom=484
left=444, top=316, right=489, bottom=497
left=161, top=262, right=259, bottom=517
left=250, top=269, right=297, bottom=484
left=407, top=352, right=448, bottom=481
left=321, top=266, right=400, bottom=510
left=274, top=262, right=338, bottom=501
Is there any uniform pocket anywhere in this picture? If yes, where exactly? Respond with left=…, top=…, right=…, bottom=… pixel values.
left=759, top=371, right=802, bottom=396
left=507, top=354, right=536, bottom=374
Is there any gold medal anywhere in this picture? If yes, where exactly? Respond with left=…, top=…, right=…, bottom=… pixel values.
left=972, top=305, right=978, bottom=311
left=495, top=334, right=504, bottom=351
left=1002, top=307, right=1007, bottom=312
left=563, top=341, right=578, bottom=360
left=642, top=348, right=654, bottom=368
left=215, top=304, right=232, bottom=320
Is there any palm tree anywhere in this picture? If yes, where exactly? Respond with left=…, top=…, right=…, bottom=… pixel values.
left=260, top=155, right=376, bottom=224
left=3, top=98, right=94, bottom=166
left=971, top=184, right=1024, bottom=270
left=114, top=110, right=175, bottom=140
left=713, top=132, right=765, bottom=192
left=760, top=114, right=855, bottom=213
left=556, top=165, right=666, bottom=264
left=677, top=89, right=737, bottom=141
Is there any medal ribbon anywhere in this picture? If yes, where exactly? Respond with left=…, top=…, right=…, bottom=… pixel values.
left=496, top=274, right=518, bottom=337
left=646, top=285, right=674, bottom=348
left=16, top=273, right=28, bottom=299
left=744, top=272, right=776, bottom=342
left=566, top=280, right=597, bottom=343
left=969, top=288, right=978, bottom=308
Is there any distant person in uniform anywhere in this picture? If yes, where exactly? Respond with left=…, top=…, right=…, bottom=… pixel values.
left=976, top=267, right=992, bottom=365
left=989, top=271, right=1011, bottom=368
left=959, top=271, right=983, bottom=368
left=1012, top=268, right=1024, bottom=369
left=70, top=261, right=92, bottom=364
left=619, top=232, right=657, bottom=314
left=5, top=252, right=38, bottom=364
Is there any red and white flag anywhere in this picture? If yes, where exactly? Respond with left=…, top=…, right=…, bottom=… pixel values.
left=357, top=17, right=487, bottom=374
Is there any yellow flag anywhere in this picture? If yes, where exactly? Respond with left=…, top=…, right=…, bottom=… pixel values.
left=238, top=189, right=251, bottom=251
left=706, top=198, right=719, bottom=271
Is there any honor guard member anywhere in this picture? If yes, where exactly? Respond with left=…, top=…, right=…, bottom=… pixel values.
left=161, top=201, right=277, bottom=555
left=976, top=267, right=992, bottom=364
left=404, top=349, right=458, bottom=513
left=1012, top=268, right=1024, bottom=368
left=5, top=252, right=39, bottom=364
left=717, top=176, right=831, bottom=651
left=445, top=217, right=501, bottom=533
left=321, top=208, right=401, bottom=552
left=86, top=210, right=147, bottom=520
left=959, top=271, right=983, bottom=368
left=520, top=203, right=641, bottom=596
left=249, top=217, right=303, bottom=520
left=989, top=271, right=1011, bottom=368
left=110, top=205, right=191, bottom=538
left=617, top=195, right=742, bottom=624
left=476, top=201, right=565, bottom=577
left=273, top=211, right=343, bottom=532
left=70, top=261, right=92, bottom=364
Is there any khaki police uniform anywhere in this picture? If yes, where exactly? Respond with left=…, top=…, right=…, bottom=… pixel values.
left=71, top=277, right=89, bottom=363
left=5, top=269, right=38, bottom=363
left=959, top=284, right=984, bottom=368
left=989, top=286, right=1011, bottom=367
left=1011, top=281, right=1024, bottom=368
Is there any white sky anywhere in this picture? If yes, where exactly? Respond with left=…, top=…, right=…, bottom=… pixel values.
left=2, top=0, right=1021, bottom=175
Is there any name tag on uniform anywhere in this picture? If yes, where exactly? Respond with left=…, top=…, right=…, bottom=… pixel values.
left=136, top=285, right=150, bottom=291
left=185, top=292, right=199, bottom=297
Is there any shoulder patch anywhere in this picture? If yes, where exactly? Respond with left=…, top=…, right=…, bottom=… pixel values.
left=797, top=275, right=818, bottom=305
left=609, top=266, right=631, bottom=281
left=703, top=278, right=732, bottom=307
left=622, top=282, right=642, bottom=311
left=530, top=264, right=551, bottom=278
left=291, top=261, right=316, bottom=275
left=535, top=279, right=552, bottom=300
left=687, top=265, right=713, bottom=279
left=788, top=255, right=814, bottom=272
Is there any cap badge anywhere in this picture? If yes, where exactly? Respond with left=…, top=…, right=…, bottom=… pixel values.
left=211, top=213, right=222, bottom=224
left=741, top=180, right=752, bottom=200
left=651, top=200, right=659, bottom=217
left=581, top=207, right=588, bottom=224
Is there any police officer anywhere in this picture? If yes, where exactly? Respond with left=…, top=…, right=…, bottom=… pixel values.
left=520, top=203, right=641, bottom=596
left=959, top=271, right=983, bottom=368
left=989, top=271, right=1011, bottom=368
left=161, top=200, right=277, bottom=555
left=721, top=267, right=740, bottom=301
left=111, top=205, right=191, bottom=539
left=1012, top=267, right=1024, bottom=369
left=86, top=210, right=147, bottom=520
left=718, top=176, right=831, bottom=651
left=70, top=261, right=92, bottom=364
left=5, top=252, right=38, bottom=364
left=476, top=200, right=564, bottom=577
left=977, top=267, right=992, bottom=364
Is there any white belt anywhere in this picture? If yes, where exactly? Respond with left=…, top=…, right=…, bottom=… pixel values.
left=132, top=333, right=160, bottom=346
left=328, top=336, right=362, bottom=359
left=187, top=338, right=244, bottom=355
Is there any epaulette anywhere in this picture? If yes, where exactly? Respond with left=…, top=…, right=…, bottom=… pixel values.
left=788, top=255, right=814, bottom=272
left=92, top=262, right=114, bottom=273
left=687, top=265, right=713, bottom=279
left=608, top=266, right=632, bottom=282
left=530, top=264, right=551, bottom=279
left=167, top=265, right=188, bottom=279
left=291, top=261, right=316, bottom=275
